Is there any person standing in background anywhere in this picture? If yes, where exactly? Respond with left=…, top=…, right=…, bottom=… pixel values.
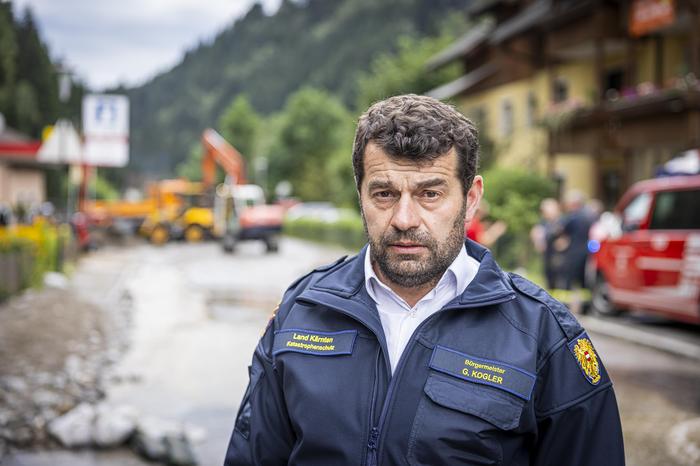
left=531, top=198, right=564, bottom=290
left=559, top=190, right=597, bottom=291
left=465, top=199, right=507, bottom=247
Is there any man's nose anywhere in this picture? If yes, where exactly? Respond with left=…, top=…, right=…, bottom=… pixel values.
left=390, top=194, right=421, bottom=231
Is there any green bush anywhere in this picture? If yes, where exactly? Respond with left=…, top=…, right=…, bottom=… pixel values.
left=482, top=168, right=556, bottom=270
left=0, top=222, right=76, bottom=299
left=0, top=235, right=31, bottom=253
left=284, top=214, right=366, bottom=251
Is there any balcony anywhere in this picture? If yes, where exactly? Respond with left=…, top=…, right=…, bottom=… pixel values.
left=547, top=79, right=700, bottom=153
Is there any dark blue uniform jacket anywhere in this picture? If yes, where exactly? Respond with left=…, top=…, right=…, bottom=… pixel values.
left=224, top=240, right=625, bottom=466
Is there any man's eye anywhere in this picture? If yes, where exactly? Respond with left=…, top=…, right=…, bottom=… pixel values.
left=423, top=191, right=440, bottom=199
left=374, top=191, right=394, bottom=199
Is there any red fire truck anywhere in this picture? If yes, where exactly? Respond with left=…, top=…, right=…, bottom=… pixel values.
left=589, top=175, right=700, bottom=324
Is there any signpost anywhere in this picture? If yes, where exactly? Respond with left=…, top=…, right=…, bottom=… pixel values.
left=37, top=94, right=130, bottom=214
left=79, top=94, right=130, bottom=212
left=82, top=94, right=129, bottom=167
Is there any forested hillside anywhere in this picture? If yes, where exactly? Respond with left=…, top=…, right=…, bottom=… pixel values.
left=127, top=0, right=470, bottom=177
left=0, top=3, right=84, bottom=138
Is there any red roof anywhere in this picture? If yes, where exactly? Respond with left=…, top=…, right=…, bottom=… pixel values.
left=0, top=140, right=41, bottom=161
left=0, top=124, right=41, bottom=161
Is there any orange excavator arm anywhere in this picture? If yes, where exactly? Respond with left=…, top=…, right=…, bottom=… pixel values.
left=201, top=128, right=247, bottom=189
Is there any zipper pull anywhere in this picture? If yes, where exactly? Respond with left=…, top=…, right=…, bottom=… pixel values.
left=367, top=426, right=379, bottom=466
left=368, top=427, right=379, bottom=450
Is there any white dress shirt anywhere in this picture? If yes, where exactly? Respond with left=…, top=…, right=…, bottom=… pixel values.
left=364, top=244, right=480, bottom=373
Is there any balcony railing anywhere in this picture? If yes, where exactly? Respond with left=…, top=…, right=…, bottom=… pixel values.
left=542, top=74, right=700, bottom=131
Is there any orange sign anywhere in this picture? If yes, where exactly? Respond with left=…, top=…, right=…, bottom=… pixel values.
left=629, top=0, right=675, bottom=37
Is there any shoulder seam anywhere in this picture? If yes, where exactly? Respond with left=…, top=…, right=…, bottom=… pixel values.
left=536, top=337, right=567, bottom=373
left=497, top=307, right=537, bottom=343
left=535, top=382, right=613, bottom=418
left=285, top=255, right=349, bottom=292
left=509, top=273, right=574, bottom=341
left=256, top=339, right=273, bottom=363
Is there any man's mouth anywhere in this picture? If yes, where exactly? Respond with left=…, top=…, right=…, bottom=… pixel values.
left=389, top=243, right=426, bottom=253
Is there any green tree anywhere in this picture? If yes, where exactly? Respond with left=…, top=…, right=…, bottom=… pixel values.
left=266, top=87, right=354, bottom=203
left=15, top=8, right=58, bottom=135
left=176, top=94, right=261, bottom=184
left=176, top=143, right=204, bottom=181
left=89, top=173, right=120, bottom=200
left=14, top=80, right=40, bottom=132
left=354, top=28, right=464, bottom=111
left=218, top=94, right=261, bottom=170
left=0, top=2, right=18, bottom=120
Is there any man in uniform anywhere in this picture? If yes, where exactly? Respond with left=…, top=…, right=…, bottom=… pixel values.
left=224, top=94, right=625, bottom=466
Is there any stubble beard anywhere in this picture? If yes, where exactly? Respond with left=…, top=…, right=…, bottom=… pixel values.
left=364, top=201, right=467, bottom=289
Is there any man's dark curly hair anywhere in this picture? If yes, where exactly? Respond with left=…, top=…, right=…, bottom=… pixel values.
left=352, top=94, right=479, bottom=195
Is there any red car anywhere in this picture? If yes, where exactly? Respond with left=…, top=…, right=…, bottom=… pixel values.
left=589, top=175, right=700, bottom=324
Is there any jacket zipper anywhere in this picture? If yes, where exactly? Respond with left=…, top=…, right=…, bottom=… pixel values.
left=366, top=313, right=437, bottom=466
left=366, top=347, right=382, bottom=466
left=367, top=426, right=380, bottom=466
left=298, top=292, right=516, bottom=466
left=296, top=296, right=392, bottom=466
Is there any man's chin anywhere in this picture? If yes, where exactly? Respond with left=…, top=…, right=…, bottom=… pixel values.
left=383, top=263, right=426, bottom=282
left=390, top=254, right=424, bottom=263
left=382, top=270, right=434, bottom=289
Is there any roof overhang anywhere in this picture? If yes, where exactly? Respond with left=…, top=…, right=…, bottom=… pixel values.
left=490, top=0, right=597, bottom=44
left=425, top=63, right=499, bottom=100
left=0, top=141, right=41, bottom=164
left=466, top=0, right=519, bottom=17
left=426, top=21, right=494, bottom=71
left=491, top=0, right=551, bottom=44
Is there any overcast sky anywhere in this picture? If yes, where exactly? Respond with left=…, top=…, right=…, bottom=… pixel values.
left=13, top=0, right=281, bottom=90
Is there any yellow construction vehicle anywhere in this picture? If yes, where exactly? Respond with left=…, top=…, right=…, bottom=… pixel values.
left=85, top=129, right=283, bottom=249
left=138, top=179, right=214, bottom=245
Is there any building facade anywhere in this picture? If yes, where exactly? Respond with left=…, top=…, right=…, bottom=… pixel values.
left=0, top=116, right=45, bottom=208
left=428, top=0, right=699, bottom=207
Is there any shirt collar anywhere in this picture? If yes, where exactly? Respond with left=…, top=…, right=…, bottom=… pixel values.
left=363, top=243, right=478, bottom=307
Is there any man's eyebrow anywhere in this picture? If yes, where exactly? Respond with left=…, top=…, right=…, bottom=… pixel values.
left=367, top=180, right=394, bottom=191
left=414, top=178, right=448, bottom=190
left=367, top=178, right=449, bottom=192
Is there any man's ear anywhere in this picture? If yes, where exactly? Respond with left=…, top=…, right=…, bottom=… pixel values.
left=464, top=175, right=484, bottom=223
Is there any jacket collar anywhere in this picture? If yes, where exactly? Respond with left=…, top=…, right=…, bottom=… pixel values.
left=295, top=240, right=515, bottom=352
left=456, top=239, right=516, bottom=306
left=298, top=239, right=515, bottom=312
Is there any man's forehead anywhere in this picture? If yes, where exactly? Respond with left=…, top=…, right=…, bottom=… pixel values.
left=363, top=142, right=458, bottom=184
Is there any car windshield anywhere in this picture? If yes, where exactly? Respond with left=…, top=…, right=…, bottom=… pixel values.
left=621, top=192, right=652, bottom=229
